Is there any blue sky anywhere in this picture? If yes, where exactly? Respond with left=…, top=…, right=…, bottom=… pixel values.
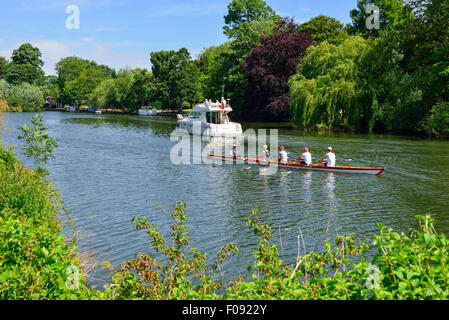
left=0, top=0, right=357, bottom=75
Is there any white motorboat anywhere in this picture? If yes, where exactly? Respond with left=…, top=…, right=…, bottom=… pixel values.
left=138, top=106, right=158, bottom=116
left=177, top=98, right=242, bottom=137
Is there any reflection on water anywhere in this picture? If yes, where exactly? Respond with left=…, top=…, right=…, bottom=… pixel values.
left=1, top=111, right=449, bottom=288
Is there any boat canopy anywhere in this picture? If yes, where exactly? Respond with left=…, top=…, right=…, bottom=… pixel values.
left=192, top=103, right=233, bottom=113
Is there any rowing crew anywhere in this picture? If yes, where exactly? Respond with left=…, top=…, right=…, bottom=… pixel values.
left=274, top=146, right=336, bottom=167
left=231, top=145, right=336, bottom=167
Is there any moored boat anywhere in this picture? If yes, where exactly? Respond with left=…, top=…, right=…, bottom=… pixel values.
left=208, top=154, right=385, bottom=176
left=138, top=106, right=158, bottom=116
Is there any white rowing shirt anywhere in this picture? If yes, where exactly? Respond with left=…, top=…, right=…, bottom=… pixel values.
left=279, top=151, right=288, bottom=164
left=301, top=152, right=312, bottom=165
left=326, top=152, right=336, bottom=167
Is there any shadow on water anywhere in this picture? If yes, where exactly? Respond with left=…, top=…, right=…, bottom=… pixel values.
left=61, top=114, right=178, bottom=137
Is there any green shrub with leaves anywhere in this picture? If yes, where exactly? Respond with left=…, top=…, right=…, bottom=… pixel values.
left=421, top=102, right=449, bottom=136
left=0, top=79, right=44, bottom=112
left=0, top=145, right=98, bottom=299
left=102, top=201, right=239, bottom=300
left=17, top=114, right=59, bottom=176
left=224, top=211, right=449, bottom=300
left=103, top=204, right=449, bottom=300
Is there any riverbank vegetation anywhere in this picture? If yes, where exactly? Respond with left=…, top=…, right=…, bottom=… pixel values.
left=99, top=202, right=449, bottom=300
left=0, top=144, right=96, bottom=299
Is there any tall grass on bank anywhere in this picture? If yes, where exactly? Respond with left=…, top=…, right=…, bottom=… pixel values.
left=0, top=145, right=96, bottom=299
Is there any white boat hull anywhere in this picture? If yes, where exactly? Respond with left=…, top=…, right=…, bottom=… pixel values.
left=178, top=120, right=243, bottom=137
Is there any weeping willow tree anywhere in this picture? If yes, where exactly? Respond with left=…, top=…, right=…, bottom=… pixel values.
left=289, top=36, right=377, bottom=130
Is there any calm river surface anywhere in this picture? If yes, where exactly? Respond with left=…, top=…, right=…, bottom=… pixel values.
left=2, top=111, right=449, bottom=288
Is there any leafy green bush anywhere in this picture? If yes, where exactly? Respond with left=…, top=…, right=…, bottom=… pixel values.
left=225, top=211, right=449, bottom=300
left=103, top=203, right=449, bottom=300
left=102, top=202, right=239, bottom=300
left=421, top=102, right=449, bottom=136
left=17, top=114, right=59, bottom=176
left=0, top=145, right=98, bottom=299
left=0, top=79, right=44, bottom=112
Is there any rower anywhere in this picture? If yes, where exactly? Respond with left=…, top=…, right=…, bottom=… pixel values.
left=230, top=144, right=241, bottom=158
left=318, top=147, right=336, bottom=167
left=296, top=147, right=312, bottom=166
left=259, top=145, right=270, bottom=161
left=278, top=146, right=289, bottom=164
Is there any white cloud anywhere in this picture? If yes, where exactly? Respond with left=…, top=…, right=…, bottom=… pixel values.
left=30, top=39, right=73, bottom=74
left=0, top=38, right=150, bottom=75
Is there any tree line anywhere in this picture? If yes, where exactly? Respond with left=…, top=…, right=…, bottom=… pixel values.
left=0, top=0, right=448, bottom=135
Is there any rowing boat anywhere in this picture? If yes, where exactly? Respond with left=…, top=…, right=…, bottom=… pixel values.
left=208, top=154, right=385, bottom=176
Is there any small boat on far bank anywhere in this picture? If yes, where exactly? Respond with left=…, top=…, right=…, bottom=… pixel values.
left=208, top=154, right=385, bottom=176
left=138, top=106, right=158, bottom=116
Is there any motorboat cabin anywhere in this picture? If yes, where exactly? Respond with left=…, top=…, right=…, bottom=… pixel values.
left=177, top=99, right=243, bottom=136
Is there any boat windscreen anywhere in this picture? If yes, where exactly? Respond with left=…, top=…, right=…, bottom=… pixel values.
left=189, top=112, right=201, bottom=119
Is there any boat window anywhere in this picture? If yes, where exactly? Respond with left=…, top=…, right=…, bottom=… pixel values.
left=207, top=112, right=219, bottom=124
left=189, top=112, right=201, bottom=119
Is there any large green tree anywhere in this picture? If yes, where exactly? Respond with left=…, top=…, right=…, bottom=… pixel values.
left=6, top=44, right=45, bottom=85
left=62, top=64, right=105, bottom=106
left=289, top=37, right=375, bottom=130
left=55, top=56, right=116, bottom=106
left=346, top=0, right=410, bottom=38
left=223, top=0, right=278, bottom=38
left=299, top=15, right=348, bottom=45
left=0, top=57, right=8, bottom=80
left=150, top=48, right=202, bottom=112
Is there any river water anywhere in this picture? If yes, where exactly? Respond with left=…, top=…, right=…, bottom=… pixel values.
left=1, top=111, right=449, bottom=289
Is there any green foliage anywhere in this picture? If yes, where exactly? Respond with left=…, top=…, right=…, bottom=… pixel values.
left=0, top=79, right=44, bottom=112
left=289, top=37, right=374, bottom=130
left=0, top=57, right=8, bottom=80
left=226, top=212, right=449, bottom=300
left=62, top=64, right=106, bottom=106
left=223, top=0, right=278, bottom=39
left=204, top=18, right=277, bottom=119
left=421, top=102, right=449, bottom=136
left=17, top=114, right=59, bottom=176
left=103, top=202, right=239, bottom=300
left=150, top=48, right=203, bottom=112
left=101, top=202, right=449, bottom=300
left=299, top=15, right=348, bottom=45
left=347, top=0, right=411, bottom=38
left=0, top=145, right=98, bottom=299
left=55, top=57, right=117, bottom=106
left=6, top=44, right=45, bottom=85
